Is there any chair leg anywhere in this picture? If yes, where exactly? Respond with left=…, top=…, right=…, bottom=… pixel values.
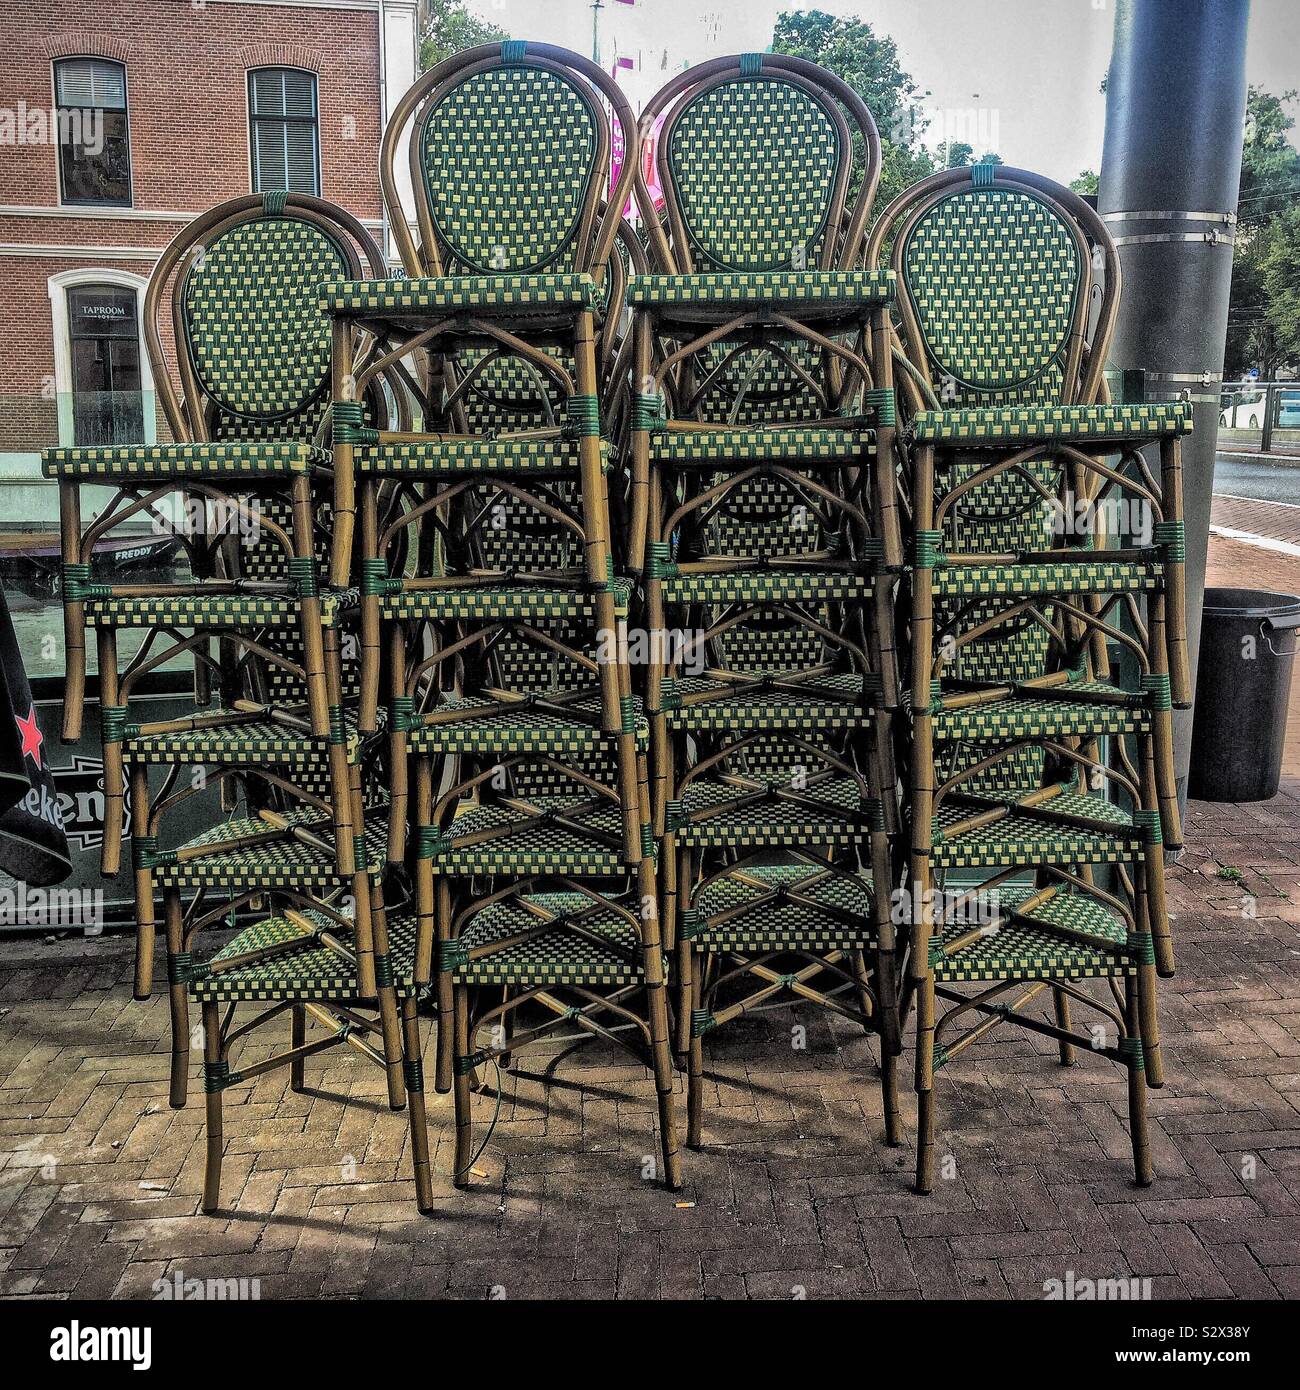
left=914, top=977, right=937, bottom=1195
left=164, top=889, right=189, bottom=1109
left=434, top=878, right=455, bottom=1094
left=1052, top=987, right=1075, bottom=1066
left=133, top=856, right=156, bottom=1003
left=201, top=1002, right=224, bottom=1214
left=686, top=1007, right=705, bottom=1151
left=290, top=1006, right=306, bottom=1092
left=59, top=479, right=86, bottom=743
left=880, top=1036, right=902, bottom=1147
left=97, top=627, right=124, bottom=878
left=640, top=863, right=682, bottom=1191
left=401, top=995, right=435, bottom=1214
left=1126, top=981, right=1154, bottom=1186
left=452, top=983, right=474, bottom=1190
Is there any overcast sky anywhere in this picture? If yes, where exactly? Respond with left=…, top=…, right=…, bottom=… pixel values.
left=464, top=0, right=1300, bottom=183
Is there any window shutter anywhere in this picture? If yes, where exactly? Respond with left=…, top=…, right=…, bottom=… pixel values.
left=56, top=58, right=127, bottom=111
left=248, top=68, right=319, bottom=196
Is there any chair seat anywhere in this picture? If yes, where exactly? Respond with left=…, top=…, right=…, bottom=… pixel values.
left=660, top=568, right=871, bottom=606
left=406, top=693, right=647, bottom=756
left=126, top=708, right=366, bottom=764
left=662, top=673, right=871, bottom=734
left=355, top=436, right=605, bottom=477
left=320, top=273, right=601, bottom=320
left=687, top=864, right=875, bottom=953
left=649, top=425, right=874, bottom=467
left=450, top=892, right=652, bottom=987
left=41, top=440, right=326, bottom=481
left=426, top=800, right=635, bottom=876
left=84, top=587, right=353, bottom=629
left=628, top=269, right=895, bottom=316
left=931, top=680, right=1151, bottom=742
left=932, top=786, right=1146, bottom=871
left=380, top=577, right=630, bottom=624
left=676, top=775, right=872, bottom=851
left=911, top=401, right=1192, bottom=446
left=932, top=555, right=1161, bottom=600
left=149, top=808, right=386, bottom=891
left=189, top=909, right=419, bottom=1003
left=932, top=886, right=1136, bottom=984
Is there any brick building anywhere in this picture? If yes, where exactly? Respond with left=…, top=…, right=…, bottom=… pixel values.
left=0, top=0, right=419, bottom=524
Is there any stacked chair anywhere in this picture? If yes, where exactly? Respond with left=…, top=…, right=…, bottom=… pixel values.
left=43, top=193, right=430, bottom=1213
left=328, top=41, right=681, bottom=1201
left=627, top=54, right=905, bottom=1149
left=44, top=43, right=1193, bottom=1214
left=868, top=165, right=1190, bottom=1192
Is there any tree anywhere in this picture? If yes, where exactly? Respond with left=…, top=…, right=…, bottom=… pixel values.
left=1259, top=207, right=1300, bottom=368
left=771, top=8, right=936, bottom=212
left=420, top=0, right=508, bottom=72
left=1224, top=87, right=1300, bottom=379
left=1070, top=169, right=1100, bottom=196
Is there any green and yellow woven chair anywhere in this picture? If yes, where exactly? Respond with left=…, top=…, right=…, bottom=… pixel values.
left=189, top=868, right=434, bottom=1214
left=441, top=874, right=681, bottom=1197
left=626, top=53, right=902, bottom=573
left=44, top=192, right=392, bottom=747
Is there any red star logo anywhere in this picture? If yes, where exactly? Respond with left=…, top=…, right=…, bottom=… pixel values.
left=16, top=706, right=43, bottom=770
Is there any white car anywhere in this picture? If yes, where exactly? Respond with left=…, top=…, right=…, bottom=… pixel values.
left=1220, top=390, right=1266, bottom=428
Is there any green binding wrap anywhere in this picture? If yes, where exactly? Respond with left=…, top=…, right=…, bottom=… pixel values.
left=970, top=161, right=997, bottom=187
left=679, top=909, right=702, bottom=940
left=691, top=1008, right=718, bottom=1036
left=1134, top=808, right=1163, bottom=844
left=1126, top=930, right=1156, bottom=965
left=289, top=555, right=318, bottom=597
left=868, top=798, right=886, bottom=833
left=739, top=53, right=764, bottom=76
left=168, top=951, right=193, bottom=986
left=563, top=394, right=601, bottom=439
left=1119, top=1035, right=1145, bottom=1068
left=372, top=952, right=394, bottom=989
left=439, top=938, right=469, bottom=972
left=500, top=39, right=527, bottom=65
left=203, top=1060, right=239, bottom=1092
left=403, top=1057, right=424, bottom=1091
left=665, top=799, right=686, bottom=831
left=647, top=541, right=677, bottom=579
left=100, top=705, right=128, bottom=743
left=927, top=934, right=945, bottom=968
left=332, top=400, right=378, bottom=446
left=863, top=387, right=896, bottom=427
left=390, top=695, right=416, bottom=732
left=913, top=529, right=944, bottom=569
left=641, top=823, right=656, bottom=858
left=1153, top=518, right=1186, bottom=561
left=353, top=835, right=368, bottom=870
left=132, top=835, right=158, bottom=869
left=261, top=190, right=288, bottom=216
left=633, top=392, right=666, bottom=431
left=361, top=557, right=398, bottom=595
left=417, top=825, right=448, bottom=859
left=1140, top=673, right=1172, bottom=711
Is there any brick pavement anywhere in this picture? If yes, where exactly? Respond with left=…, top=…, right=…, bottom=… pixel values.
left=2, top=525, right=1299, bottom=1302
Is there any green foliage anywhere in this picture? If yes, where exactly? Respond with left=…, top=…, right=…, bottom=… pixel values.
left=771, top=7, right=936, bottom=213
left=1070, top=169, right=1100, bottom=196
left=420, top=0, right=508, bottom=72
left=1225, top=88, right=1300, bottom=379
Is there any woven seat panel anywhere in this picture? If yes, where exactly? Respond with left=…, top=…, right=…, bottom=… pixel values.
left=902, top=188, right=1079, bottom=404
left=661, top=569, right=870, bottom=606
left=86, top=593, right=304, bottom=629
left=453, top=347, right=573, bottom=425
left=932, top=681, right=1150, bottom=743
left=41, top=440, right=325, bottom=480
left=471, top=484, right=584, bottom=572
left=932, top=886, right=1135, bottom=983
left=932, top=787, right=1143, bottom=870
left=381, top=578, right=629, bottom=623
left=355, top=437, right=599, bottom=477
left=688, top=863, right=875, bottom=953
left=629, top=270, right=894, bottom=310
left=321, top=274, right=600, bottom=316
left=663, top=673, right=870, bottom=733
left=452, top=892, right=650, bottom=987
left=913, top=401, right=1192, bottom=445
left=407, top=693, right=646, bottom=755
left=677, top=775, right=870, bottom=851
left=126, top=709, right=364, bottom=766
left=190, top=910, right=419, bottom=1003
left=932, top=557, right=1160, bottom=599
left=151, top=809, right=386, bottom=891
left=701, top=473, right=839, bottom=560
left=430, top=802, right=632, bottom=876
left=710, top=611, right=836, bottom=675
left=691, top=337, right=828, bottom=425
left=649, top=427, right=874, bottom=466
left=939, top=456, right=1057, bottom=556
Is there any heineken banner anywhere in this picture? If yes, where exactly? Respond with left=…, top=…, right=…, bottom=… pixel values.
left=0, top=583, right=72, bottom=888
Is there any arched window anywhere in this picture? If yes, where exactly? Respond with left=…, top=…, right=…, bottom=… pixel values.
left=53, top=57, right=131, bottom=206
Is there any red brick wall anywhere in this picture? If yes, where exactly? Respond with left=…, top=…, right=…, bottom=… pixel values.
left=0, top=1, right=382, bottom=408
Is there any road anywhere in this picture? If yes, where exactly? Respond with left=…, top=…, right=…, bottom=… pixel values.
left=1213, top=453, right=1300, bottom=506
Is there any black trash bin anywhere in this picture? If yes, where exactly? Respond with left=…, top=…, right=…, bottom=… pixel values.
left=1189, top=588, right=1300, bottom=802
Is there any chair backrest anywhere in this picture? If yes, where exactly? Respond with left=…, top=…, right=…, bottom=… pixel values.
left=145, top=193, right=385, bottom=444
left=382, top=41, right=636, bottom=282
left=635, top=54, right=881, bottom=275
left=869, top=165, right=1118, bottom=412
